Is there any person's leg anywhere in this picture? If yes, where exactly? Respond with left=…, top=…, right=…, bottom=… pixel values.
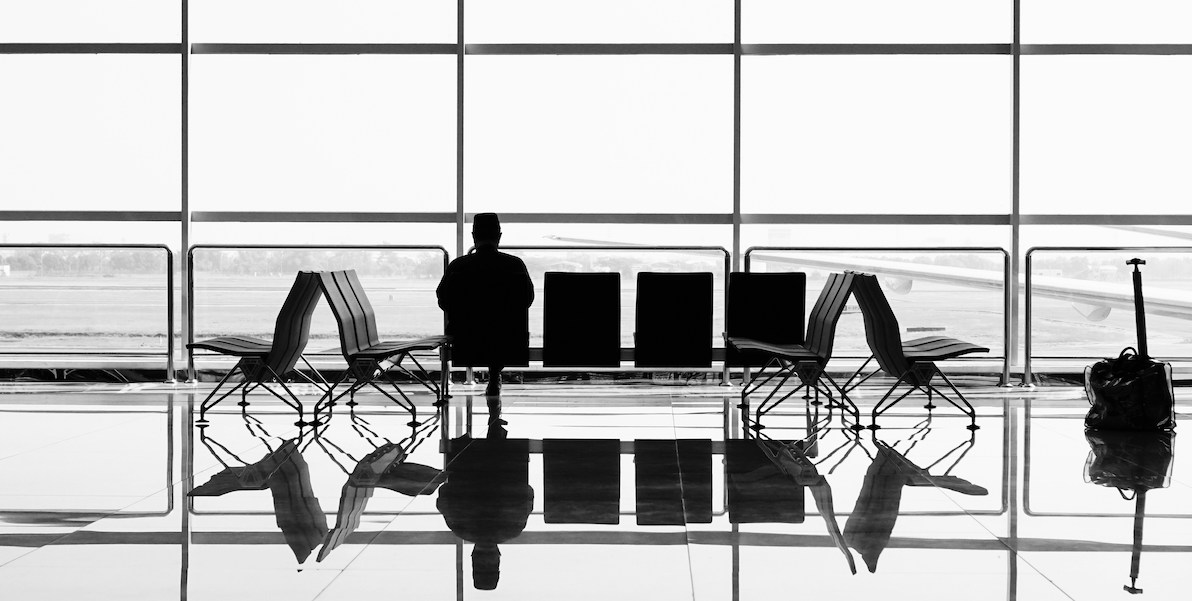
left=485, top=365, right=503, bottom=396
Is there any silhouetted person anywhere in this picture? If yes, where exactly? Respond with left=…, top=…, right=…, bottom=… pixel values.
left=436, top=213, right=534, bottom=396
left=436, top=413, right=532, bottom=590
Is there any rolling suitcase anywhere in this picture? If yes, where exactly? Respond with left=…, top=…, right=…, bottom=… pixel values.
left=1084, top=259, right=1177, bottom=431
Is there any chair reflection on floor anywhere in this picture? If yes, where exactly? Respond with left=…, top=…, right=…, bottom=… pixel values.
left=190, top=419, right=328, bottom=564
left=316, top=269, right=450, bottom=427
left=188, top=271, right=328, bottom=427
left=844, top=429, right=986, bottom=573
left=315, top=412, right=446, bottom=562
left=729, top=272, right=862, bottom=430
left=849, top=272, right=989, bottom=431
left=750, top=427, right=858, bottom=574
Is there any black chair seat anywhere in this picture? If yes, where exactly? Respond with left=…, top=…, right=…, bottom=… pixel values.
left=903, top=340, right=988, bottom=361
left=355, top=335, right=450, bottom=359
left=188, top=335, right=272, bottom=357
left=726, top=337, right=820, bottom=361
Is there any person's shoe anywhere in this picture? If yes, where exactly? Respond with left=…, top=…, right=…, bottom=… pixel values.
left=485, top=379, right=501, bottom=396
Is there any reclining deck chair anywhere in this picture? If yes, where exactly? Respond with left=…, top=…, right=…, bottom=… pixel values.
left=728, top=272, right=862, bottom=430
left=849, top=272, right=988, bottom=431
left=315, top=269, right=449, bottom=426
left=188, top=271, right=327, bottom=427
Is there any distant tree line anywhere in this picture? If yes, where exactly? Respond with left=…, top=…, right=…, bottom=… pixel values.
left=0, top=250, right=166, bottom=275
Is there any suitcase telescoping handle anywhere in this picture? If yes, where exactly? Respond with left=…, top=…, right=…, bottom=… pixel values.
left=1128, top=258, right=1148, bottom=359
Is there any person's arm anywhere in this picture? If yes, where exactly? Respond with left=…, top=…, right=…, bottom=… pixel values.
left=520, top=261, right=534, bottom=307
left=436, top=266, right=455, bottom=312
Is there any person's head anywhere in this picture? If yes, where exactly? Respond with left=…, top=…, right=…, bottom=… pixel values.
left=472, top=213, right=502, bottom=250
left=472, top=543, right=501, bottom=590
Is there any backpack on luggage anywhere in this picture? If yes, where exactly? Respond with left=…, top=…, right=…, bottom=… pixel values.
left=1084, top=259, right=1176, bottom=431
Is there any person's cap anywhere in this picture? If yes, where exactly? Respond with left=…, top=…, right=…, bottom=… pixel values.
left=473, top=213, right=501, bottom=238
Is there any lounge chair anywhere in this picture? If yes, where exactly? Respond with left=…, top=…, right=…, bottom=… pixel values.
left=315, top=269, right=450, bottom=426
left=188, top=270, right=328, bottom=427
left=849, top=272, right=989, bottom=430
left=728, top=272, right=862, bottom=430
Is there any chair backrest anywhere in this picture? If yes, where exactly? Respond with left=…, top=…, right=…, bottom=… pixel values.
left=318, top=269, right=381, bottom=359
left=543, top=272, right=621, bottom=367
left=850, top=273, right=911, bottom=377
left=263, top=271, right=323, bottom=374
left=803, top=272, right=855, bottom=362
left=726, top=271, right=806, bottom=367
left=634, top=272, right=713, bottom=367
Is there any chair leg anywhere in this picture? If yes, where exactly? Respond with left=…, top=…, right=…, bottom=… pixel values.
left=198, top=363, right=250, bottom=424
left=819, top=371, right=864, bottom=431
left=930, top=369, right=980, bottom=431
left=868, top=371, right=916, bottom=430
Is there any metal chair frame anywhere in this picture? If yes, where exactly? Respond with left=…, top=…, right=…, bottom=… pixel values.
left=189, top=271, right=330, bottom=427
left=849, top=272, right=987, bottom=431
left=730, top=272, right=863, bottom=431
left=314, top=269, right=449, bottom=427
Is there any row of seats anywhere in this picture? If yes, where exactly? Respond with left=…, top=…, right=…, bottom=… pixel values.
left=189, top=268, right=988, bottom=431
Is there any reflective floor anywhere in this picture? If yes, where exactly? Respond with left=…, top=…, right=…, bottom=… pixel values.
left=0, top=381, right=1189, bottom=600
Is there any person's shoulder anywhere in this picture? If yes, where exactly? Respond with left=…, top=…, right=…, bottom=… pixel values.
left=495, top=251, right=528, bottom=267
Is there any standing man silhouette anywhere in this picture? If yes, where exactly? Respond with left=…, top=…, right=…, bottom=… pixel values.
left=436, top=213, right=534, bottom=396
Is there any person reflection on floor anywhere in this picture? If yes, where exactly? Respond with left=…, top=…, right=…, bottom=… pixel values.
left=436, top=401, right=533, bottom=590
left=436, top=212, right=535, bottom=397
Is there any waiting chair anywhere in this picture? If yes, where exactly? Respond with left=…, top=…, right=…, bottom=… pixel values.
left=188, top=270, right=327, bottom=427
left=315, top=269, right=449, bottom=426
left=728, top=272, right=862, bottom=430
left=849, top=272, right=988, bottom=430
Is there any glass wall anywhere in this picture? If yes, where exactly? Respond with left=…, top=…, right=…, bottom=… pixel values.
left=2, top=2, right=1191, bottom=366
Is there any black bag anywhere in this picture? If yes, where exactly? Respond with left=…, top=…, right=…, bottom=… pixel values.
left=1084, top=258, right=1176, bottom=432
left=1084, top=348, right=1176, bottom=431
left=1084, top=429, right=1174, bottom=492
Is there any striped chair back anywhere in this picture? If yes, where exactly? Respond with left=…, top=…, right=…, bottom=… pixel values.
left=850, top=273, right=912, bottom=377
left=804, top=271, right=856, bottom=363
left=319, top=269, right=382, bottom=359
left=263, top=271, right=323, bottom=375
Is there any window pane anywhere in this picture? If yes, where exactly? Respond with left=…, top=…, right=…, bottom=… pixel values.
left=190, top=247, right=448, bottom=345
left=1025, top=247, right=1192, bottom=361
left=190, top=222, right=455, bottom=249
left=742, top=246, right=1008, bottom=359
left=742, top=224, right=1007, bottom=248
left=189, top=56, right=457, bottom=213
left=0, top=222, right=178, bottom=247
left=743, top=0, right=1008, bottom=44
left=466, top=0, right=730, bottom=43
left=0, top=246, right=172, bottom=353
left=1021, top=57, right=1192, bottom=215
left=466, top=56, right=733, bottom=214
left=0, top=2, right=179, bottom=42
left=191, top=0, right=455, bottom=43
left=742, top=56, right=1011, bottom=214
left=0, top=56, right=180, bottom=212
left=1023, top=1, right=1192, bottom=43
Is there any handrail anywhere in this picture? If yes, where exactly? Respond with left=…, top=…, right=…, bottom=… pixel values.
left=186, top=244, right=450, bottom=381
left=499, top=244, right=734, bottom=381
left=743, top=246, right=1012, bottom=385
left=0, top=243, right=174, bottom=381
left=1023, top=245, right=1192, bottom=386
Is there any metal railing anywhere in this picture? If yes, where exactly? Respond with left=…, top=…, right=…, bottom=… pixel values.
left=1023, top=245, right=1192, bottom=385
left=0, top=243, right=175, bottom=380
left=744, top=246, right=1013, bottom=385
left=186, top=244, right=450, bottom=381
